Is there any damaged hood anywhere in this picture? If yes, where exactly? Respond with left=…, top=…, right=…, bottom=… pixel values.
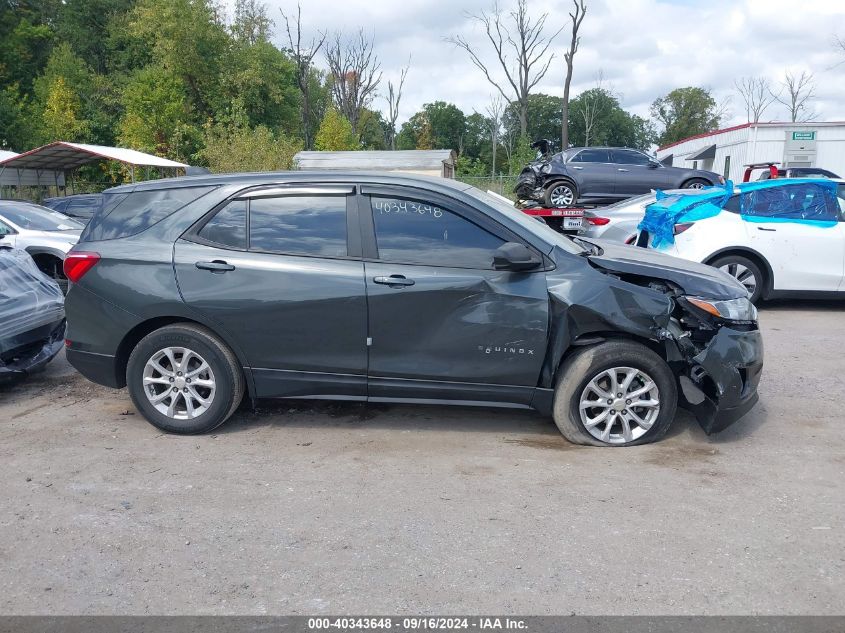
left=579, top=238, right=747, bottom=301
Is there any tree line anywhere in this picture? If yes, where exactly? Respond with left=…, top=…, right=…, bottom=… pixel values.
left=1, top=0, right=833, bottom=183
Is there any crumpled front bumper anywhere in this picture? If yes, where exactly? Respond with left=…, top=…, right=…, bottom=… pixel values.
left=0, top=319, right=66, bottom=381
left=677, top=325, right=764, bottom=435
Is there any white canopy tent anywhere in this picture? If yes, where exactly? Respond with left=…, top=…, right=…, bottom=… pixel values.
left=0, top=141, right=188, bottom=198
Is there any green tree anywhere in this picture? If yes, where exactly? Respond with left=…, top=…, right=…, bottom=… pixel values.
left=200, top=124, right=302, bottom=172
left=509, top=135, right=535, bottom=175
left=651, top=87, right=721, bottom=146
left=118, top=66, right=188, bottom=156
left=503, top=94, right=562, bottom=148
left=55, top=0, right=136, bottom=73
left=568, top=88, right=656, bottom=150
left=128, top=0, right=229, bottom=118
left=357, top=109, right=388, bottom=150
left=42, top=76, right=90, bottom=140
left=0, top=85, right=37, bottom=150
left=314, top=108, right=358, bottom=150
left=420, top=101, right=466, bottom=151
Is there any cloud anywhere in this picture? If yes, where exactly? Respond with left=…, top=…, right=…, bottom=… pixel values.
left=260, top=0, right=845, bottom=127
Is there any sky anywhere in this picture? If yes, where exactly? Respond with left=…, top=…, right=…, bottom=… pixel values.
left=257, top=0, right=845, bottom=129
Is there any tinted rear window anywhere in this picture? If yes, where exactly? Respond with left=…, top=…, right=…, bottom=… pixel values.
left=82, top=187, right=215, bottom=241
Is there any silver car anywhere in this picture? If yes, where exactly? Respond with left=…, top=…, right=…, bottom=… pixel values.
left=579, top=189, right=691, bottom=243
left=0, top=200, right=83, bottom=291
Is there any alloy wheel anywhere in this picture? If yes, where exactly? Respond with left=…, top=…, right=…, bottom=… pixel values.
left=578, top=367, right=661, bottom=445
left=550, top=184, right=575, bottom=206
left=718, top=262, right=757, bottom=295
left=142, top=347, right=216, bottom=420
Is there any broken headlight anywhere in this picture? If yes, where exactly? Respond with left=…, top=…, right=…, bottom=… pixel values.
left=686, top=296, right=757, bottom=323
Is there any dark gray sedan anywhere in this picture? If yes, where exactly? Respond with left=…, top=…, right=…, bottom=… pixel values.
left=536, top=147, right=724, bottom=207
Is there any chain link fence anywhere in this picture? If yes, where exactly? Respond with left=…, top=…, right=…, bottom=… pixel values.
left=455, top=175, right=519, bottom=200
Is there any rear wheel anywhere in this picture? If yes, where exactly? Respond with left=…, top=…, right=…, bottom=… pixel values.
left=544, top=181, right=577, bottom=207
left=126, top=324, right=244, bottom=434
left=683, top=178, right=711, bottom=190
left=710, top=254, right=764, bottom=303
left=552, top=340, right=678, bottom=446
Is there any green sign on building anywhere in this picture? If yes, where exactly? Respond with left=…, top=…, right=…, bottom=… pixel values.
left=792, top=131, right=816, bottom=141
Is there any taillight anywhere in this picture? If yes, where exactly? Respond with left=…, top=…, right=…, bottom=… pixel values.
left=585, top=216, right=610, bottom=226
left=63, top=251, right=100, bottom=283
left=673, top=222, right=695, bottom=235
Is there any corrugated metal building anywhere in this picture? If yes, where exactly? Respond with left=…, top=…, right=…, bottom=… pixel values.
left=294, top=150, right=456, bottom=178
left=656, top=122, right=845, bottom=182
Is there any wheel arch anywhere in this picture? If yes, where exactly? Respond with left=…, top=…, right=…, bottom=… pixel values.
left=680, top=177, right=714, bottom=189
left=703, top=247, right=774, bottom=297
left=114, top=316, right=255, bottom=399
left=550, top=331, right=668, bottom=388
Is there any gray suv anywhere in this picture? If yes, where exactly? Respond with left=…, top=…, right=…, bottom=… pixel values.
left=63, top=172, right=762, bottom=446
left=532, top=147, right=723, bottom=207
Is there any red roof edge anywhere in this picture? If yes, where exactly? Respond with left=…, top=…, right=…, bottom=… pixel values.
left=657, top=123, right=753, bottom=152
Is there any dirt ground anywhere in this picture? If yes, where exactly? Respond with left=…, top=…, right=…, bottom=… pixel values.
left=0, top=300, right=843, bottom=615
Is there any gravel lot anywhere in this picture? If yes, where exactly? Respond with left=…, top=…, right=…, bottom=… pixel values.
left=1, top=301, right=843, bottom=615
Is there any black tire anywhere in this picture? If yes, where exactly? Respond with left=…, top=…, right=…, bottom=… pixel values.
left=126, top=323, right=245, bottom=434
left=682, top=178, right=711, bottom=190
left=709, top=254, right=765, bottom=304
left=543, top=181, right=577, bottom=207
left=552, top=340, right=678, bottom=447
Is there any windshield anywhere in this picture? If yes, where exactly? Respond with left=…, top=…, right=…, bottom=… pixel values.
left=464, top=186, right=586, bottom=255
left=0, top=202, right=83, bottom=231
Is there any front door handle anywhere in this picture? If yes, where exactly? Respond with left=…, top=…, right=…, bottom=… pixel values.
left=196, top=260, right=235, bottom=273
left=571, top=166, right=583, bottom=170
left=757, top=227, right=777, bottom=232
left=617, top=168, right=629, bottom=172
left=373, top=274, right=415, bottom=287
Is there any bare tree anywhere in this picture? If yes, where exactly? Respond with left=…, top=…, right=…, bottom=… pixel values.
left=771, top=71, right=816, bottom=122
left=447, top=0, right=562, bottom=138
left=385, top=59, right=409, bottom=150
left=561, top=0, right=586, bottom=149
left=484, top=94, right=505, bottom=176
left=281, top=3, right=326, bottom=149
left=324, top=29, right=382, bottom=134
left=734, top=76, right=776, bottom=123
left=575, top=70, right=605, bottom=147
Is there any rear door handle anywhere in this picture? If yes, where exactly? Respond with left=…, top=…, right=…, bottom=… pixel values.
left=617, top=168, right=629, bottom=172
left=373, top=275, right=415, bottom=287
left=196, top=260, right=235, bottom=273
left=757, top=227, right=777, bottom=232
left=571, top=166, right=583, bottom=170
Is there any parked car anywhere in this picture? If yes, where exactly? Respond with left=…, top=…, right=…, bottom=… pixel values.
left=516, top=147, right=724, bottom=207
left=0, top=242, right=66, bottom=380
left=0, top=200, right=83, bottom=292
left=579, top=189, right=692, bottom=243
left=757, top=166, right=840, bottom=180
left=635, top=178, right=845, bottom=303
left=64, top=172, right=762, bottom=446
left=42, top=193, right=104, bottom=224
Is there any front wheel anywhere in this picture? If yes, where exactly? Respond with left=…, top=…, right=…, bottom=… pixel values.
left=126, top=323, right=245, bottom=434
left=544, top=181, right=577, bottom=207
left=552, top=340, right=678, bottom=446
left=710, top=254, right=765, bottom=304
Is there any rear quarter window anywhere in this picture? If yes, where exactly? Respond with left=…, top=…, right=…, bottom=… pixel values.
left=82, top=186, right=216, bottom=241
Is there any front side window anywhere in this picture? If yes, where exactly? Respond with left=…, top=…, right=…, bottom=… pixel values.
left=569, top=149, right=610, bottom=163
left=249, top=195, right=347, bottom=257
left=0, top=220, right=14, bottom=235
left=0, top=203, right=82, bottom=231
left=371, top=196, right=506, bottom=269
left=197, top=200, right=247, bottom=249
left=612, top=149, right=651, bottom=166
left=741, top=183, right=839, bottom=222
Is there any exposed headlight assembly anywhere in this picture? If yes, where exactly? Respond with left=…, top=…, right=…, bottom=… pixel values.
left=540, top=163, right=552, bottom=174
left=686, top=296, right=757, bottom=322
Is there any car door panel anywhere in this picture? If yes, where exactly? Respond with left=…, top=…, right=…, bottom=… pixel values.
left=359, top=189, right=549, bottom=402
left=173, top=189, right=368, bottom=399
left=568, top=149, right=616, bottom=198
left=742, top=183, right=844, bottom=291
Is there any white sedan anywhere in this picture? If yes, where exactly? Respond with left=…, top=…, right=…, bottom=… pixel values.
left=0, top=200, right=83, bottom=292
left=634, top=179, right=845, bottom=303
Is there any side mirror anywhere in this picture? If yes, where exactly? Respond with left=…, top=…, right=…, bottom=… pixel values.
left=648, top=160, right=660, bottom=169
left=493, top=242, right=542, bottom=272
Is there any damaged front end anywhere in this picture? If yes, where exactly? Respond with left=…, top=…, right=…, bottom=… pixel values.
left=659, top=294, right=763, bottom=434
left=544, top=239, right=763, bottom=435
